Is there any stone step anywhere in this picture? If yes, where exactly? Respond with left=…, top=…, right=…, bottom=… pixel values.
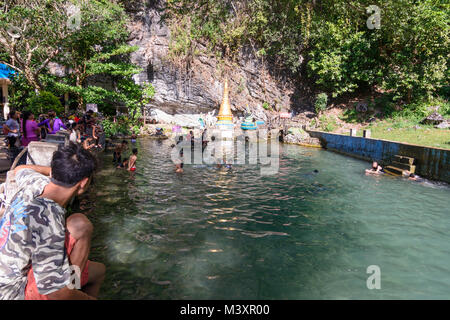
left=384, top=166, right=405, bottom=176
left=393, top=155, right=415, bottom=165
left=391, top=161, right=416, bottom=173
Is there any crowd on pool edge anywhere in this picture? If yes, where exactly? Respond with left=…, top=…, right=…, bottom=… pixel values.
left=3, top=109, right=103, bottom=164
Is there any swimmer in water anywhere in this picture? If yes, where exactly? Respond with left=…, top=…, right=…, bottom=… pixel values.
left=128, top=148, right=138, bottom=172
left=113, top=140, right=128, bottom=164
left=175, top=162, right=184, bottom=173
left=365, top=161, right=384, bottom=175
left=408, top=173, right=423, bottom=182
left=173, top=138, right=184, bottom=173
left=117, top=158, right=129, bottom=169
left=131, top=133, right=137, bottom=144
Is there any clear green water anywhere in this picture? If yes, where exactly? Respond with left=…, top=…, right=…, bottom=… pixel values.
left=83, top=139, right=450, bottom=299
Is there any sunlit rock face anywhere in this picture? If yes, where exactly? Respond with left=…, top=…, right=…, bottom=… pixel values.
left=125, top=0, right=306, bottom=116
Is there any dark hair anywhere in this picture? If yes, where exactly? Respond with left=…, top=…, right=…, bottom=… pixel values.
left=122, top=140, right=128, bottom=145
left=87, top=110, right=94, bottom=114
left=51, top=142, right=97, bottom=187
left=409, top=173, right=415, bottom=178
left=132, top=148, right=138, bottom=154
left=9, top=110, right=16, bottom=119
left=22, top=111, right=32, bottom=139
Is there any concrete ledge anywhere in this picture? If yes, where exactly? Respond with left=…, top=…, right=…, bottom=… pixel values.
left=307, top=130, right=450, bottom=183
left=27, top=141, right=60, bottom=167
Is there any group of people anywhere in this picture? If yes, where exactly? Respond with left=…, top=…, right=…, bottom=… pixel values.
left=113, top=140, right=138, bottom=172
left=171, top=129, right=233, bottom=173
left=0, top=142, right=105, bottom=299
left=3, top=109, right=103, bottom=162
left=365, top=161, right=422, bottom=181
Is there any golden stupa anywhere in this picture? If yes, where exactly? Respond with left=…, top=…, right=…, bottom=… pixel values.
left=217, top=78, right=233, bottom=123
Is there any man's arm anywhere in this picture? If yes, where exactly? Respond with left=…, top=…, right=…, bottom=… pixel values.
left=37, top=119, right=48, bottom=127
left=46, top=287, right=96, bottom=300
left=3, top=123, right=17, bottom=133
left=13, top=165, right=51, bottom=176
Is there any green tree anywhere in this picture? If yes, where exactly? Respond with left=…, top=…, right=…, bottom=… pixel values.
left=0, top=0, right=77, bottom=90
left=25, top=91, right=63, bottom=115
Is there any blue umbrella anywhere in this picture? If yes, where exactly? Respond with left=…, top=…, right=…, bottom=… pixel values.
left=0, top=63, right=16, bottom=79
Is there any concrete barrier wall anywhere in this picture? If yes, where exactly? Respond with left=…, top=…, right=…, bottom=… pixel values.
left=307, top=130, right=450, bottom=183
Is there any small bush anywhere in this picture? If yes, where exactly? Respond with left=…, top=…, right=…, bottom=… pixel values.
left=315, top=93, right=328, bottom=114
left=319, top=115, right=338, bottom=132
left=26, top=91, right=63, bottom=115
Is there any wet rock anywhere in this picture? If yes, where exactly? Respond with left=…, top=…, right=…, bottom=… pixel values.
left=283, top=128, right=321, bottom=146
left=421, top=112, right=445, bottom=125
left=125, top=2, right=298, bottom=116
left=435, top=120, right=450, bottom=129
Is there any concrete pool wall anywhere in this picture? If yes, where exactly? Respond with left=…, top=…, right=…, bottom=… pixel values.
left=307, top=130, right=450, bottom=183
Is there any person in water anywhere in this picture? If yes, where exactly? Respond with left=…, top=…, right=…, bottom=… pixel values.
left=128, top=148, right=138, bottom=172
left=173, top=137, right=184, bottom=173
left=175, top=162, right=184, bottom=173
left=403, top=171, right=423, bottom=182
left=365, top=161, right=384, bottom=175
left=131, top=134, right=137, bottom=144
left=113, top=140, right=128, bottom=164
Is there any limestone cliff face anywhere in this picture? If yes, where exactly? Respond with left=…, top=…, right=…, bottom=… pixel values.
left=125, top=0, right=307, bottom=117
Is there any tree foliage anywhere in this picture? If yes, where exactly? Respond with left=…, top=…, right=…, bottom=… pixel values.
left=166, top=0, right=449, bottom=103
left=1, top=0, right=155, bottom=120
left=0, top=0, right=78, bottom=90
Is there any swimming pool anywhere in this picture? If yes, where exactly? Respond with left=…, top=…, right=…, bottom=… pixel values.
left=82, top=139, right=450, bottom=299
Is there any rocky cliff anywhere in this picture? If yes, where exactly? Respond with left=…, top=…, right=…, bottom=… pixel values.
left=125, top=0, right=310, bottom=117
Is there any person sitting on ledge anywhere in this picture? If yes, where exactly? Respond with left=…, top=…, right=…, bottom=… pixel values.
left=155, top=127, right=164, bottom=136
left=365, top=161, right=384, bottom=175
left=0, top=142, right=105, bottom=300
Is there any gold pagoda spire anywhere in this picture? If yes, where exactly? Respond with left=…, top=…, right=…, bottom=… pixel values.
left=217, top=78, right=233, bottom=122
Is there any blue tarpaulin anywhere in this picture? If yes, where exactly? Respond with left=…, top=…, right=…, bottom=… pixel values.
left=0, top=63, right=15, bottom=79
